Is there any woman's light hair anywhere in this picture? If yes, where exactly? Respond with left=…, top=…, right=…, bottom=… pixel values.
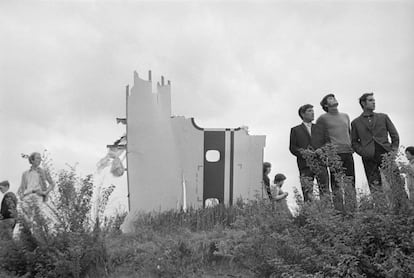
left=28, top=152, right=41, bottom=164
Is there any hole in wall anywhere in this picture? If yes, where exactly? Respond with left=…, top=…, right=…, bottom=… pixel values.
left=206, top=150, right=220, bottom=162
left=205, top=198, right=219, bottom=207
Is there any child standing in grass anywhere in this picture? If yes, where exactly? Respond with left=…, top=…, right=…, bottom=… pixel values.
left=401, top=146, right=414, bottom=201
left=272, top=174, right=292, bottom=217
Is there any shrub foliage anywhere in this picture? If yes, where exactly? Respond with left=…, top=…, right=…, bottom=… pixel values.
left=0, top=165, right=114, bottom=278
left=1, top=148, right=413, bottom=277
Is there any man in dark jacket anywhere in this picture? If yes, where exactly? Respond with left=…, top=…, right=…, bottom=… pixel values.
left=289, top=104, right=330, bottom=201
left=0, top=180, right=18, bottom=240
left=351, top=93, right=399, bottom=193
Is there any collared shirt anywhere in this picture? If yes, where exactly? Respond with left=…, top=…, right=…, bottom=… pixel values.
left=406, top=160, right=414, bottom=199
left=19, top=167, right=51, bottom=198
left=362, top=112, right=374, bottom=117
left=407, top=159, right=414, bottom=177
left=362, top=111, right=375, bottom=127
left=26, top=170, right=41, bottom=192
left=303, top=122, right=312, bottom=136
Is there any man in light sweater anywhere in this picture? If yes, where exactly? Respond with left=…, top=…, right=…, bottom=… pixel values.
left=317, top=94, right=356, bottom=212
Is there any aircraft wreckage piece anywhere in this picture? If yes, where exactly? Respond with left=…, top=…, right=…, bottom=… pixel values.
left=112, top=71, right=266, bottom=226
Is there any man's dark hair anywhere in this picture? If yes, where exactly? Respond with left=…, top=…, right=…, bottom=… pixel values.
left=0, top=180, right=10, bottom=188
left=359, top=92, right=374, bottom=109
left=406, top=146, right=414, bottom=156
left=320, top=93, right=335, bottom=112
left=263, top=162, right=271, bottom=173
left=274, top=173, right=286, bottom=183
left=298, top=104, right=313, bottom=119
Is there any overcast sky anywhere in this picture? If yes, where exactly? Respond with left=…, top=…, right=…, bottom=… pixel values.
left=1, top=0, right=413, bottom=213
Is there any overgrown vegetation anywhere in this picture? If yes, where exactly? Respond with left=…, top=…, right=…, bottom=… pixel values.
left=1, top=148, right=413, bottom=277
left=0, top=163, right=118, bottom=278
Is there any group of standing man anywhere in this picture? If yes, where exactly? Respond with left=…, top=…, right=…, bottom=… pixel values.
left=289, top=92, right=399, bottom=211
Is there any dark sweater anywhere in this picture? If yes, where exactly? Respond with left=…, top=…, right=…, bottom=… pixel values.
left=0, top=192, right=18, bottom=219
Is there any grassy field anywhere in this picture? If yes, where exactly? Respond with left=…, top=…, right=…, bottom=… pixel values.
left=1, top=191, right=414, bottom=278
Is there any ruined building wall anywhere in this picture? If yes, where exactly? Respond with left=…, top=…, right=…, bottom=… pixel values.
left=124, top=71, right=266, bottom=217
left=127, top=72, right=182, bottom=212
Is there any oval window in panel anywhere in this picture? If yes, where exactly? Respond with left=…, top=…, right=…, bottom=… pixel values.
left=205, top=150, right=220, bottom=162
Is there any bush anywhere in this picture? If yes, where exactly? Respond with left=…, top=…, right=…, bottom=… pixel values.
left=4, top=149, right=413, bottom=277
left=227, top=193, right=414, bottom=277
left=0, top=165, right=115, bottom=278
left=104, top=148, right=414, bottom=277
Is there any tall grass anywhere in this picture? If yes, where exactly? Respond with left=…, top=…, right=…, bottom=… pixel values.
left=2, top=148, right=413, bottom=277
left=0, top=165, right=115, bottom=278
left=130, top=201, right=244, bottom=235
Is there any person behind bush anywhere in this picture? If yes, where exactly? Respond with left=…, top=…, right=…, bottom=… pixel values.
left=263, top=162, right=273, bottom=201
left=400, top=146, right=414, bottom=201
left=18, top=152, right=57, bottom=230
left=351, top=93, right=399, bottom=196
left=317, top=94, right=356, bottom=212
left=272, top=173, right=292, bottom=217
left=0, top=180, right=18, bottom=240
left=289, top=104, right=329, bottom=202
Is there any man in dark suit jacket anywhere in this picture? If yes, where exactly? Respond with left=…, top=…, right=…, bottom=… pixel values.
left=290, top=104, right=330, bottom=201
left=351, top=93, right=399, bottom=192
left=0, top=180, right=18, bottom=240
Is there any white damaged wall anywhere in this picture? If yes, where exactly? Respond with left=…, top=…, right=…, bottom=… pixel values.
left=121, top=71, right=265, bottom=232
